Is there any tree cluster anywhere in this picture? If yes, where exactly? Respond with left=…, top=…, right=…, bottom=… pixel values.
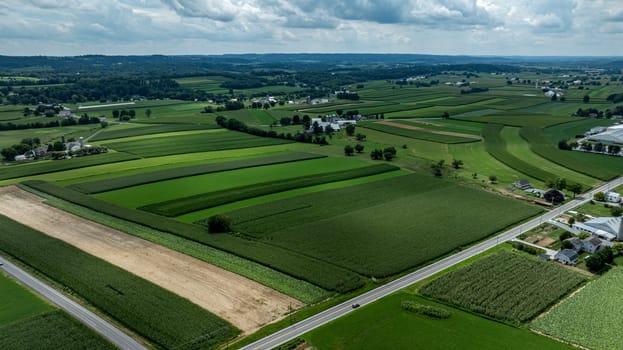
left=586, top=246, right=614, bottom=272
left=370, top=146, right=396, bottom=161
left=215, top=115, right=327, bottom=145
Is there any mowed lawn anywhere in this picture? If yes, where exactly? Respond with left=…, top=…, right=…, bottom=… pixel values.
left=533, top=267, right=623, bottom=350
left=0, top=272, right=53, bottom=327
left=304, top=293, right=574, bottom=350
left=227, top=173, right=542, bottom=277
left=95, top=157, right=373, bottom=208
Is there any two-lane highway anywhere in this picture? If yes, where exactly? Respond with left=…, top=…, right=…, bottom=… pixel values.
left=0, top=257, right=147, bottom=350
left=242, top=176, right=623, bottom=350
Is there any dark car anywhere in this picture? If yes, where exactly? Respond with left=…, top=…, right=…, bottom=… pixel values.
left=351, top=303, right=360, bottom=309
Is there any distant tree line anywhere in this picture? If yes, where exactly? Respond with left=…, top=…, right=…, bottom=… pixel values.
left=215, top=115, right=328, bottom=145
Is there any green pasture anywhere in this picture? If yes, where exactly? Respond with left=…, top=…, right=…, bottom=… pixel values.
left=359, top=121, right=479, bottom=144
left=217, top=109, right=277, bottom=124
left=457, top=113, right=575, bottom=127
left=0, top=272, right=53, bottom=327
left=227, top=173, right=542, bottom=277
left=419, top=251, right=586, bottom=324
left=392, top=119, right=484, bottom=136
left=1, top=144, right=310, bottom=186
left=95, top=157, right=372, bottom=208
left=501, top=127, right=598, bottom=187
left=103, top=129, right=292, bottom=157
left=533, top=267, right=623, bottom=350
left=0, top=311, right=116, bottom=350
left=304, top=293, right=573, bottom=350
left=521, top=127, right=623, bottom=181
left=90, top=123, right=218, bottom=141
left=177, top=170, right=408, bottom=222
left=143, top=164, right=399, bottom=217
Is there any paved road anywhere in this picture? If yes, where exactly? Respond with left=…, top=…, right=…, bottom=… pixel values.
left=242, top=176, right=623, bottom=350
left=0, top=258, right=147, bottom=350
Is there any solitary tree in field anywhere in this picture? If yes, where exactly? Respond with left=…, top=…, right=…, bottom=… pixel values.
left=355, top=143, right=364, bottom=153
left=145, top=109, right=152, bottom=118
left=112, top=109, right=119, bottom=119
left=594, top=191, right=606, bottom=201
left=488, top=175, right=497, bottom=183
left=345, top=124, right=356, bottom=137
left=583, top=95, right=590, bottom=103
left=356, top=133, right=366, bottom=141
left=451, top=159, right=463, bottom=169
left=344, top=145, right=354, bottom=156
left=567, top=183, right=583, bottom=198
left=206, top=215, right=232, bottom=233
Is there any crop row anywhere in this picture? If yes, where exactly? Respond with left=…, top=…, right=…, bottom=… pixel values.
left=359, top=122, right=479, bottom=144
left=419, top=251, right=586, bottom=323
left=0, top=215, right=238, bottom=349
left=142, top=164, right=400, bottom=217
left=90, top=123, right=218, bottom=141
left=458, top=114, right=574, bottom=128
left=103, top=130, right=292, bottom=157
left=532, top=267, right=623, bottom=350
left=0, top=311, right=115, bottom=350
left=520, top=126, right=623, bottom=181
left=22, top=181, right=363, bottom=293
left=0, top=152, right=140, bottom=181
left=227, top=174, right=542, bottom=277
left=69, top=152, right=326, bottom=194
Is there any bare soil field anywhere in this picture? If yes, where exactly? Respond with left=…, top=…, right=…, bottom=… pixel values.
left=378, top=120, right=481, bottom=139
left=0, top=186, right=302, bottom=334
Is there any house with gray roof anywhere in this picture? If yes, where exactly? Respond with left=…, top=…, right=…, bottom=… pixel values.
left=555, top=249, right=579, bottom=265
left=564, top=237, right=583, bottom=251
left=582, top=237, right=603, bottom=254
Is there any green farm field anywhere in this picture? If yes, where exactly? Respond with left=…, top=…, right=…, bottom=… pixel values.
left=533, top=267, right=623, bottom=350
left=394, top=118, right=484, bottom=135
left=419, top=251, right=586, bottom=323
left=227, top=173, right=542, bottom=277
left=95, top=156, right=374, bottom=208
left=304, top=293, right=574, bottom=350
left=0, top=215, right=238, bottom=349
left=0, top=272, right=53, bottom=327
left=90, top=122, right=218, bottom=141
left=102, top=129, right=292, bottom=157
left=0, top=311, right=116, bottom=350
left=359, top=121, right=479, bottom=144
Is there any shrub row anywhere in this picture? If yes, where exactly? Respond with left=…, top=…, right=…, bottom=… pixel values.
left=69, top=152, right=326, bottom=194
left=142, top=164, right=400, bottom=217
left=0, top=215, right=238, bottom=349
left=401, top=301, right=451, bottom=319
left=22, top=181, right=363, bottom=293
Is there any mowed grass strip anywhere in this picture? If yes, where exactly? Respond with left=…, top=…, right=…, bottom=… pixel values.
left=0, top=311, right=116, bottom=350
left=359, top=122, right=479, bottom=144
left=228, top=174, right=542, bottom=277
left=521, top=126, right=623, bottom=181
left=0, top=152, right=141, bottom=181
left=0, top=272, right=54, bottom=327
left=90, top=123, right=219, bottom=141
left=103, top=130, right=292, bottom=157
left=304, top=293, right=574, bottom=350
left=22, top=181, right=363, bottom=293
left=69, top=152, right=326, bottom=194
left=143, top=164, right=400, bottom=217
left=419, top=251, right=586, bottom=323
left=532, top=267, right=623, bottom=350
left=0, top=215, right=238, bottom=350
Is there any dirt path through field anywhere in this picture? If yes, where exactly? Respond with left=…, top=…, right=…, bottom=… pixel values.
left=0, top=186, right=302, bottom=334
left=377, top=121, right=481, bottom=139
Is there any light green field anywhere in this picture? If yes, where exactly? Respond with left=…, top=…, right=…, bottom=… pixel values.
left=501, top=127, right=598, bottom=187
left=95, top=157, right=373, bottom=208
left=304, top=293, right=573, bottom=350
left=0, top=272, right=54, bottom=327
left=533, top=267, right=623, bottom=350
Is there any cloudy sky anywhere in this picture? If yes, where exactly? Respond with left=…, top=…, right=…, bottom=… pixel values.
left=1, top=0, right=622, bottom=56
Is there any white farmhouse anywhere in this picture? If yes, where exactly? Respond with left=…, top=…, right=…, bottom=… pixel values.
left=606, top=191, right=621, bottom=203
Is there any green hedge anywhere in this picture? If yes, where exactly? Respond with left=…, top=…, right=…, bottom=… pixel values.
left=0, top=215, right=238, bottom=349
left=69, top=152, right=326, bottom=194
left=142, top=164, right=400, bottom=217
left=22, top=181, right=363, bottom=293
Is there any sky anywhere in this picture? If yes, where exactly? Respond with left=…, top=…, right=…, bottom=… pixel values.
left=1, top=0, right=622, bottom=56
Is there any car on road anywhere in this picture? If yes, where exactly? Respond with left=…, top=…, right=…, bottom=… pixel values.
left=351, top=303, right=360, bottom=309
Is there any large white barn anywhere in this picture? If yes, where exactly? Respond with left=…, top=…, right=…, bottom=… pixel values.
left=587, top=124, right=623, bottom=144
